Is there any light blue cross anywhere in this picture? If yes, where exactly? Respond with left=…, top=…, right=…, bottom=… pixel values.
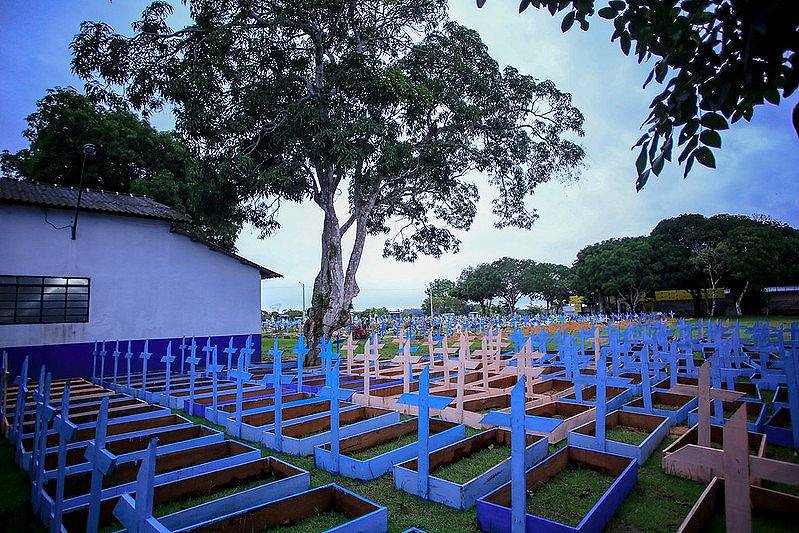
left=32, top=371, right=54, bottom=512
left=10, top=355, right=29, bottom=445
left=99, top=340, right=107, bottom=385
left=185, top=338, right=200, bottom=414
left=113, top=438, right=167, bottom=533
left=85, top=397, right=118, bottom=533
left=160, top=342, right=176, bottom=405
left=396, top=365, right=453, bottom=499
left=317, top=347, right=356, bottom=473
left=228, top=352, right=253, bottom=439
left=260, top=339, right=294, bottom=452
left=49, top=385, right=76, bottom=533
left=139, top=340, right=152, bottom=394
left=111, top=340, right=121, bottom=386
left=124, top=341, right=134, bottom=391
left=222, top=337, right=237, bottom=380
left=206, top=346, right=225, bottom=416
left=292, top=335, right=310, bottom=393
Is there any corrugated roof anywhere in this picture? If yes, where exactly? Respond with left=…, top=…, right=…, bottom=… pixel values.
left=1, top=177, right=283, bottom=280
left=0, top=177, right=191, bottom=222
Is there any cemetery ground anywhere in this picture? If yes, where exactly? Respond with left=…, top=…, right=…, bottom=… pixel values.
left=3, top=411, right=796, bottom=533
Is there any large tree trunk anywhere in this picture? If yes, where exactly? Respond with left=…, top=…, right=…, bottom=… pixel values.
left=302, top=195, right=371, bottom=364
left=734, top=281, right=749, bottom=316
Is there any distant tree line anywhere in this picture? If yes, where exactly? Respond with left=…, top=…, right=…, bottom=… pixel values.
left=424, top=214, right=799, bottom=317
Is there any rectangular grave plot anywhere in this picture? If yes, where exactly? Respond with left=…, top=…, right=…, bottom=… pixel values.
left=393, top=428, right=548, bottom=510
left=62, top=456, right=309, bottom=531
left=282, top=407, right=393, bottom=439
left=622, top=391, right=697, bottom=424
left=678, top=477, right=799, bottom=533
left=271, top=407, right=399, bottom=456
left=24, top=413, right=191, bottom=450
left=686, top=399, right=766, bottom=432
left=476, top=446, right=637, bottom=533
left=568, top=410, right=670, bottom=463
left=315, top=418, right=465, bottom=480
left=525, top=401, right=595, bottom=443
left=561, top=385, right=631, bottom=410
left=462, top=393, right=511, bottom=414
left=46, top=440, right=257, bottom=501
left=530, top=378, right=574, bottom=396
left=662, top=424, right=767, bottom=482
left=764, top=407, right=794, bottom=448
left=219, top=392, right=311, bottom=413
left=178, top=483, right=386, bottom=533
left=43, top=424, right=220, bottom=472
left=240, top=400, right=353, bottom=429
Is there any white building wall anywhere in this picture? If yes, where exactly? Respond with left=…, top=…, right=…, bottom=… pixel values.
left=0, top=203, right=262, bottom=348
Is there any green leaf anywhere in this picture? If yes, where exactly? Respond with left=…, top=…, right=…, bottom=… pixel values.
left=694, top=146, right=716, bottom=168
left=700, top=112, right=729, bottom=130
left=620, top=33, right=631, bottom=55
left=636, top=143, right=648, bottom=174
left=609, top=1, right=626, bottom=9
left=699, top=129, right=721, bottom=148
left=476, top=0, right=487, bottom=7
left=683, top=154, right=695, bottom=178
left=652, top=153, right=665, bottom=176
left=561, top=11, right=575, bottom=32
left=519, top=0, right=532, bottom=13
left=598, top=7, right=617, bottom=19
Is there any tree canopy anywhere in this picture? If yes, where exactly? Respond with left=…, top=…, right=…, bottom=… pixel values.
left=521, top=262, right=573, bottom=311
left=71, top=1, right=586, bottom=349
left=1, top=87, right=244, bottom=249
left=423, top=278, right=469, bottom=316
left=479, top=1, right=799, bottom=188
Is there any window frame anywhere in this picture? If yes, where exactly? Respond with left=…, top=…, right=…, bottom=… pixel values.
left=0, top=275, right=90, bottom=325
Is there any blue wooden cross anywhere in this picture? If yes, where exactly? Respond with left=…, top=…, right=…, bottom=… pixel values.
left=638, top=341, right=654, bottom=412
left=206, top=345, right=225, bottom=416
left=99, top=340, right=107, bottom=385
left=228, top=351, right=253, bottom=439
left=396, top=365, right=453, bottom=499
left=91, top=341, right=98, bottom=381
left=202, top=338, right=215, bottom=374
left=781, top=341, right=799, bottom=449
left=317, top=347, right=356, bottom=474
left=139, top=340, right=152, bottom=395
left=318, top=336, right=335, bottom=386
left=10, top=355, right=29, bottom=445
left=111, top=340, right=121, bottom=386
left=240, top=336, right=255, bottom=373
left=185, top=338, right=200, bottom=414
left=49, top=385, right=76, bottom=533
left=113, top=438, right=167, bottom=533
left=32, top=371, right=54, bottom=512
left=260, top=339, right=295, bottom=452
left=222, top=337, right=237, bottom=380
left=160, top=341, right=175, bottom=405
left=125, top=341, right=134, bottom=391
left=179, top=336, right=188, bottom=375
left=85, top=397, right=118, bottom=533
left=481, top=375, right=565, bottom=533
left=29, top=364, right=48, bottom=466
left=292, top=335, right=310, bottom=393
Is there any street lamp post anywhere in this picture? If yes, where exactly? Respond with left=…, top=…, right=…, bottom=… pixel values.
left=71, top=143, right=97, bottom=240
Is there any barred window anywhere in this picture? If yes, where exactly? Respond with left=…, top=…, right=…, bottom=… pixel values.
left=0, top=276, right=90, bottom=325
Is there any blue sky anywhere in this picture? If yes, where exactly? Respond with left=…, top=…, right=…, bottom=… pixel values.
left=2, top=1, right=798, bottom=311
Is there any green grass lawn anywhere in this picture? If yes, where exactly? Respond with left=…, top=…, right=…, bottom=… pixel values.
left=605, top=425, right=650, bottom=446
left=348, top=432, right=421, bottom=461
